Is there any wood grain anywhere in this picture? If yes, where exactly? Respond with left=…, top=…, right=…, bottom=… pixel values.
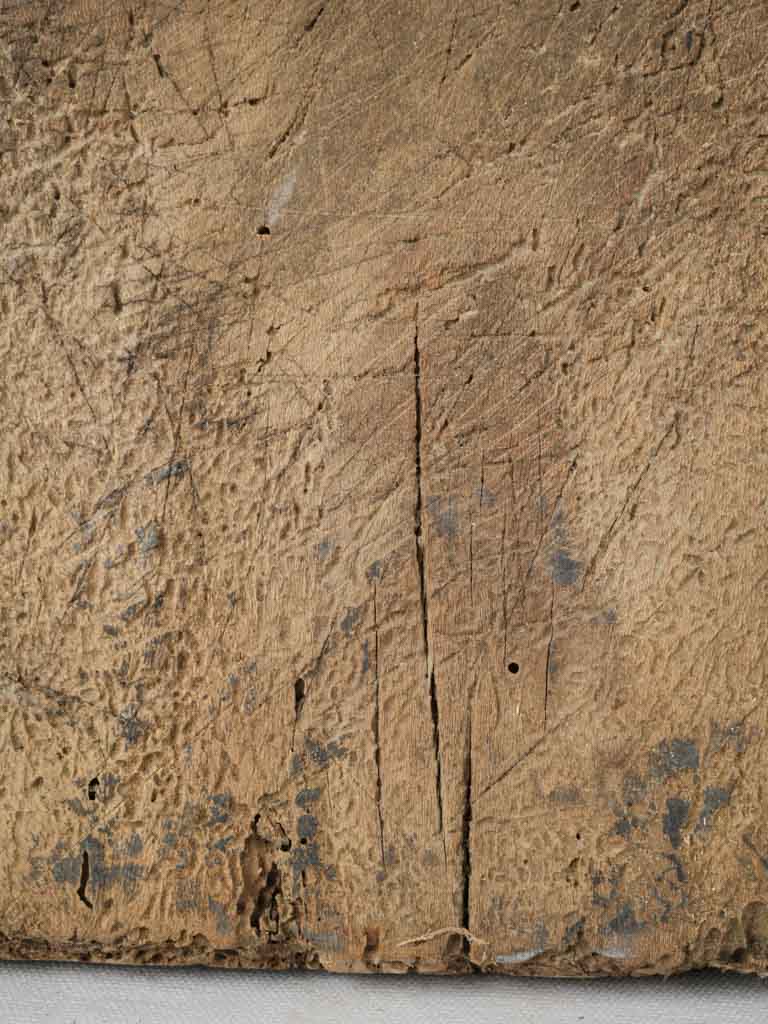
left=1, top=0, right=767, bottom=975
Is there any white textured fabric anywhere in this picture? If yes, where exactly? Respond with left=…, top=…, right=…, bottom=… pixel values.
left=1, top=964, right=767, bottom=1023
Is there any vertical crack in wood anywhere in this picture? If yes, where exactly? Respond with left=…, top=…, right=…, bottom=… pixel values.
left=413, top=303, right=445, bottom=857
left=460, top=701, right=473, bottom=951
left=545, top=585, right=555, bottom=730
left=372, top=582, right=385, bottom=873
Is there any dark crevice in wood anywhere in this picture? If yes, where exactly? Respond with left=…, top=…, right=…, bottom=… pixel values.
left=77, top=850, right=92, bottom=909
left=461, top=708, right=473, bottom=944
left=413, top=303, right=445, bottom=857
left=371, top=583, right=385, bottom=873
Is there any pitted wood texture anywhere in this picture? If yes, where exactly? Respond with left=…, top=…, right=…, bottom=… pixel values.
left=1, top=0, right=767, bottom=975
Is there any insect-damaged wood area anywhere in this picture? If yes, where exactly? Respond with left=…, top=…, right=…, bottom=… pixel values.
left=1, top=0, right=768, bottom=976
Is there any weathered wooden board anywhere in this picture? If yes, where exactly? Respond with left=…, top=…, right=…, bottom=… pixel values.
left=1, top=0, right=768, bottom=975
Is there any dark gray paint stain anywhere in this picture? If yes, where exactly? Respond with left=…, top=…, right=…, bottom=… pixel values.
left=162, top=821, right=178, bottom=848
left=174, top=848, right=191, bottom=871
left=361, top=640, right=370, bottom=675
left=297, top=814, right=319, bottom=841
left=120, top=599, right=148, bottom=624
left=426, top=496, right=459, bottom=540
left=28, top=854, right=46, bottom=883
left=52, top=835, right=145, bottom=898
left=84, top=836, right=144, bottom=895
left=104, top=543, right=128, bottom=570
left=651, top=884, right=674, bottom=924
left=664, top=852, right=687, bottom=883
left=135, top=521, right=161, bottom=555
left=50, top=840, right=82, bottom=885
left=65, top=798, right=94, bottom=819
left=96, top=832, right=143, bottom=859
left=550, top=548, right=581, bottom=586
left=207, top=793, right=231, bottom=826
left=663, top=797, right=690, bottom=848
left=296, top=788, right=321, bottom=808
left=476, top=484, right=497, bottom=508
left=243, top=686, right=259, bottom=715
left=118, top=705, right=146, bottom=745
left=103, top=624, right=119, bottom=637
left=316, top=538, right=334, bottom=561
left=549, top=785, right=581, bottom=805
left=563, top=918, right=585, bottom=946
left=613, top=813, right=639, bottom=839
left=72, top=519, right=95, bottom=554
left=709, top=721, right=750, bottom=756
left=695, top=786, right=731, bottom=833
left=622, top=774, right=648, bottom=806
left=547, top=637, right=559, bottom=676
left=593, top=608, right=617, bottom=625
left=366, top=560, right=382, bottom=581
left=143, top=630, right=176, bottom=667
left=208, top=896, right=234, bottom=936
left=649, top=738, right=699, bottom=779
left=605, top=902, right=644, bottom=935
left=591, top=865, right=623, bottom=908
left=304, top=737, right=347, bottom=768
left=176, top=880, right=200, bottom=912
left=101, top=773, right=119, bottom=801
left=291, top=840, right=322, bottom=877
left=549, top=511, right=581, bottom=586
left=145, top=460, right=188, bottom=486
left=211, top=836, right=235, bottom=852
left=341, top=605, right=362, bottom=637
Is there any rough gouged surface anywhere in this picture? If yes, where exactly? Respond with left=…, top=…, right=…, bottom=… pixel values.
left=1, top=0, right=767, bottom=977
